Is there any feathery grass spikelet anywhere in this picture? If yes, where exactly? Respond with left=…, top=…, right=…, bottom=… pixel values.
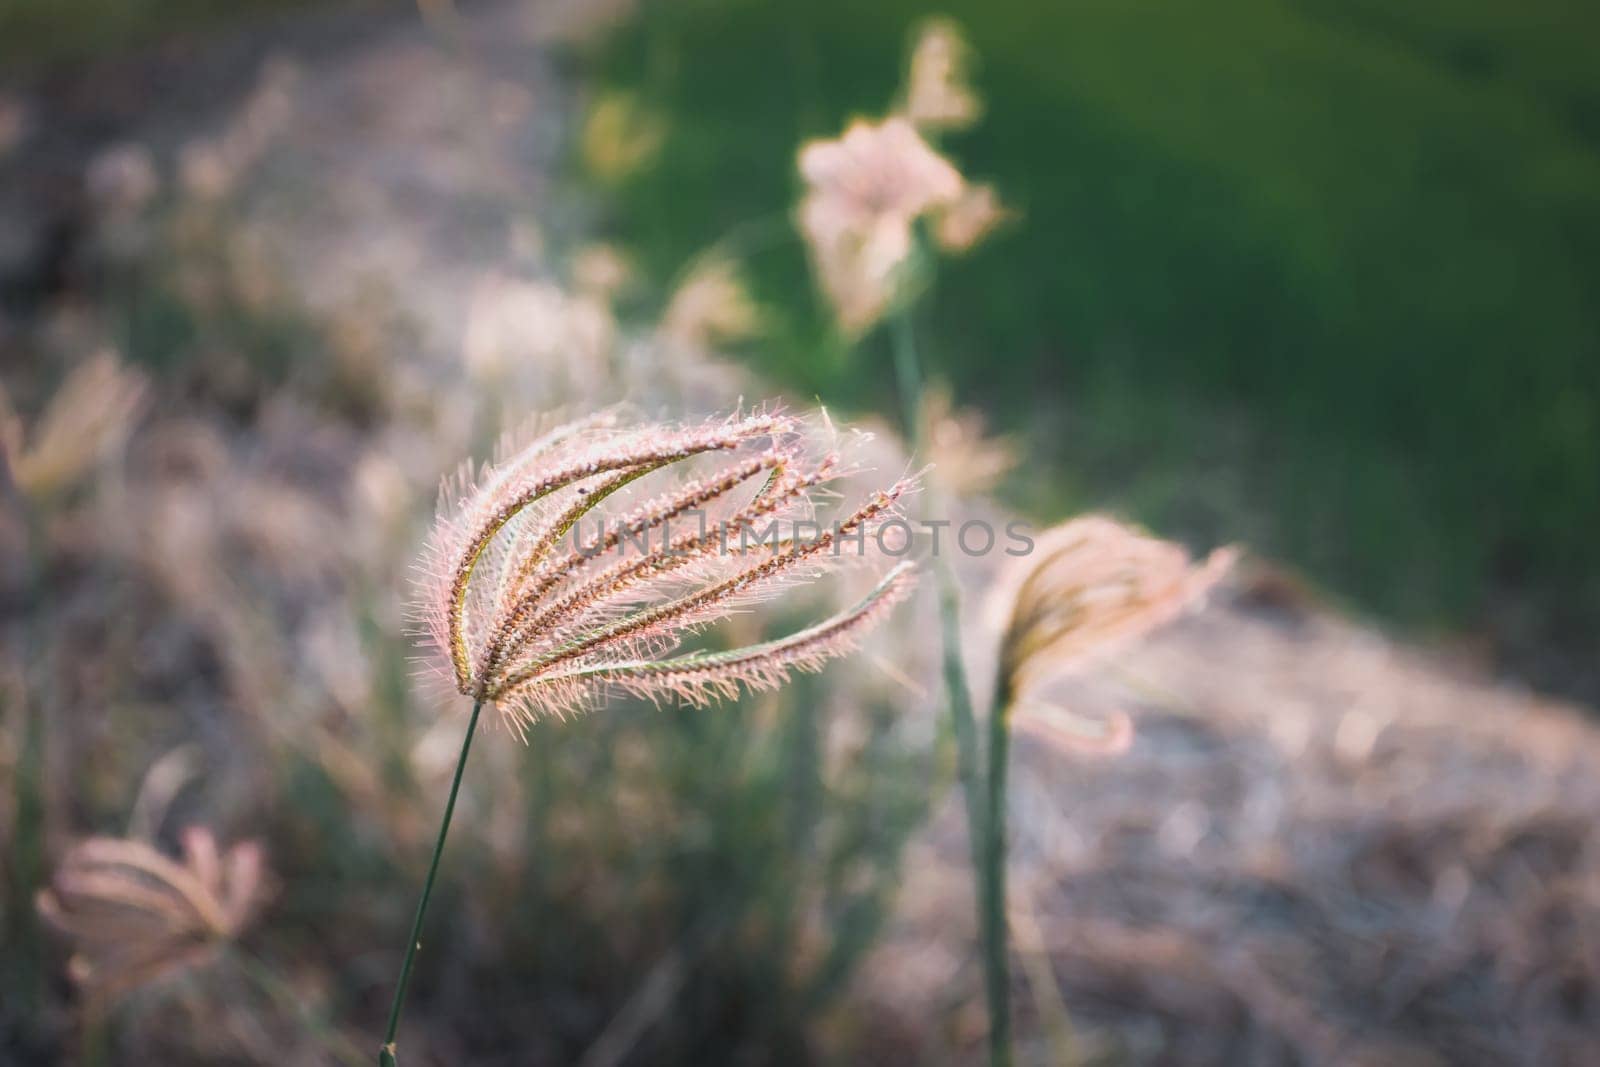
left=995, top=515, right=1237, bottom=697
left=36, top=828, right=269, bottom=1008
left=416, top=406, right=917, bottom=733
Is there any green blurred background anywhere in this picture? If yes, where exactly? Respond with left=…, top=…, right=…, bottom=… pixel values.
left=586, top=0, right=1600, bottom=693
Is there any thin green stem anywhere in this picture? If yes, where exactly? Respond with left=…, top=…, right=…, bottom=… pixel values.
left=932, top=563, right=985, bottom=888
left=983, top=674, right=1015, bottom=1067
left=378, top=697, right=485, bottom=1067
left=890, top=303, right=924, bottom=450
left=889, top=303, right=1008, bottom=1064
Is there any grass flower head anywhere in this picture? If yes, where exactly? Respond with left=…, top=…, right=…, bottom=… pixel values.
left=917, top=382, right=1017, bottom=496
left=902, top=18, right=982, bottom=133
left=992, top=515, right=1236, bottom=752
left=797, top=117, right=963, bottom=334
left=660, top=255, right=763, bottom=349
left=417, top=406, right=918, bottom=734
left=933, top=182, right=1011, bottom=254
left=0, top=350, right=147, bottom=504
left=37, top=828, right=268, bottom=1007
left=997, top=515, right=1237, bottom=696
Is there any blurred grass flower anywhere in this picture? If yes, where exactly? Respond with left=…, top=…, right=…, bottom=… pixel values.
left=84, top=143, right=160, bottom=221
left=797, top=117, right=963, bottom=334
left=0, top=351, right=147, bottom=505
left=797, top=18, right=1009, bottom=336
left=176, top=57, right=299, bottom=202
left=572, top=243, right=634, bottom=302
left=933, top=182, right=1012, bottom=254
left=902, top=18, right=982, bottom=133
left=918, top=382, right=1017, bottom=496
left=37, top=829, right=268, bottom=1008
left=971, top=516, right=1234, bottom=1064
left=995, top=515, right=1238, bottom=703
left=582, top=90, right=666, bottom=183
left=461, top=274, right=616, bottom=392
left=660, top=255, right=763, bottom=348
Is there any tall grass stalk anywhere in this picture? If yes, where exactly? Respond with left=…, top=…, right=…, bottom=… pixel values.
left=378, top=697, right=484, bottom=1067
left=981, top=671, right=1014, bottom=1067
left=890, top=304, right=1009, bottom=1066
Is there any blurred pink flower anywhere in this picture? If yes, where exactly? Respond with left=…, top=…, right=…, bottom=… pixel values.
left=902, top=19, right=982, bottom=132
left=797, top=117, right=964, bottom=333
left=660, top=255, right=763, bottom=349
left=934, top=182, right=1012, bottom=254
left=38, top=828, right=269, bottom=1007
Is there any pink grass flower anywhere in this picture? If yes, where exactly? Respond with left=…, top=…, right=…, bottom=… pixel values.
left=37, top=828, right=269, bottom=1007
left=415, top=407, right=918, bottom=734
left=902, top=19, right=982, bottom=133
left=992, top=515, right=1237, bottom=752
left=796, top=117, right=964, bottom=334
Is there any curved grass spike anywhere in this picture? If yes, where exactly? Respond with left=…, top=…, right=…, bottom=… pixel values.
left=502, top=465, right=660, bottom=592
left=383, top=407, right=916, bottom=1065
left=481, top=459, right=830, bottom=691
left=532, top=561, right=917, bottom=703
left=476, top=462, right=671, bottom=684
left=439, top=414, right=788, bottom=691
left=495, top=481, right=907, bottom=696
left=478, top=451, right=800, bottom=689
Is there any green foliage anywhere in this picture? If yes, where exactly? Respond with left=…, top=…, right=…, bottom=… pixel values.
left=591, top=0, right=1600, bottom=629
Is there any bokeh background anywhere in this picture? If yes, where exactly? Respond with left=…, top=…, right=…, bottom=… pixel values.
left=3, top=1, right=1599, bottom=1064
